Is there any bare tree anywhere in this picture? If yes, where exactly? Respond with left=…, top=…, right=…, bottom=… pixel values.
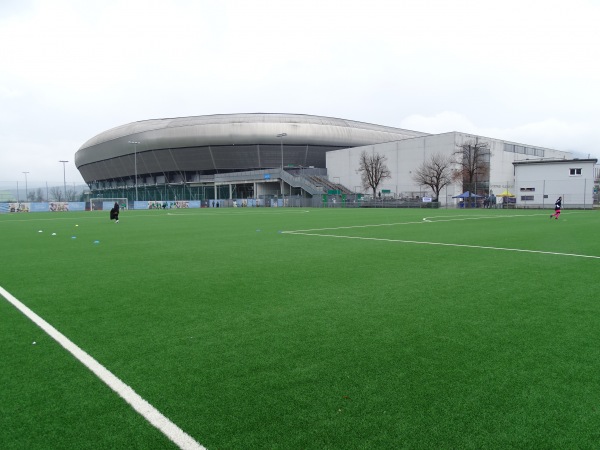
left=358, top=150, right=391, bottom=198
left=66, top=187, right=78, bottom=201
left=34, top=188, right=45, bottom=202
left=412, top=153, right=453, bottom=201
left=27, top=188, right=44, bottom=202
left=453, top=137, right=491, bottom=194
left=49, top=186, right=64, bottom=201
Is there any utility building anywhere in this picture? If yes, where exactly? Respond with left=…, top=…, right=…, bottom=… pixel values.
left=513, top=159, right=597, bottom=208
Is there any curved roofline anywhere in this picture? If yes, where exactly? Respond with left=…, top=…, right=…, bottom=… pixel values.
left=79, top=112, right=428, bottom=150
left=74, top=113, right=431, bottom=182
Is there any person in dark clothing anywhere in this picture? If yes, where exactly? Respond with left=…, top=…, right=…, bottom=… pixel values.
left=110, top=202, right=120, bottom=223
left=550, top=196, right=562, bottom=219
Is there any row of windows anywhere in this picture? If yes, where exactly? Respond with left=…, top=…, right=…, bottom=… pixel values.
left=504, top=143, right=545, bottom=157
left=517, top=169, right=582, bottom=193
left=521, top=195, right=552, bottom=201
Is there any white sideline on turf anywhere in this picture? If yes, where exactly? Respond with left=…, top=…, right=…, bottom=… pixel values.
left=282, top=213, right=600, bottom=260
left=282, top=232, right=600, bottom=259
left=0, top=286, right=205, bottom=450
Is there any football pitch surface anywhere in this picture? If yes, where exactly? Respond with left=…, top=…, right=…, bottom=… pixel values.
left=1, top=207, right=599, bottom=449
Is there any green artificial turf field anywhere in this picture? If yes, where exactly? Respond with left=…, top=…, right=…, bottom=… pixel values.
left=1, top=207, right=599, bottom=449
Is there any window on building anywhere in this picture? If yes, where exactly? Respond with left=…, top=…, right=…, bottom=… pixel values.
left=520, top=187, right=535, bottom=192
left=504, top=143, right=544, bottom=157
left=521, top=195, right=534, bottom=201
left=569, top=168, right=582, bottom=176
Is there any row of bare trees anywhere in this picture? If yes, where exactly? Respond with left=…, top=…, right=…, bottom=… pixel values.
left=23, top=187, right=79, bottom=202
left=358, top=138, right=491, bottom=201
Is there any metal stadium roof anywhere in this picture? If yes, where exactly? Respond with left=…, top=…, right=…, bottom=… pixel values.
left=75, top=113, right=429, bottom=183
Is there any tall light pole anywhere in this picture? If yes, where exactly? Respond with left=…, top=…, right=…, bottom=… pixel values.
left=22, top=171, right=29, bottom=201
left=59, top=161, right=68, bottom=201
left=276, top=133, right=287, bottom=199
left=128, top=141, right=140, bottom=202
left=277, top=133, right=287, bottom=169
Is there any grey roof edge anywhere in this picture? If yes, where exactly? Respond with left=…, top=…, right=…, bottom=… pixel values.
left=512, top=158, right=598, bottom=165
left=78, top=113, right=430, bottom=150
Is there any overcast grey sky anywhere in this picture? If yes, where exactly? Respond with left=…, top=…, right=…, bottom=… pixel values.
left=1, top=0, right=599, bottom=186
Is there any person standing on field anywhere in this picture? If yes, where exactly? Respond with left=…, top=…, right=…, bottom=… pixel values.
left=550, top=196, right=562, bottom=219
left=110, top=202, right=120, bottom=223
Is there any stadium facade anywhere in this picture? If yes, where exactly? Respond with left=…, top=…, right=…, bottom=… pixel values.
left=76, top=113, right=586, bottom=207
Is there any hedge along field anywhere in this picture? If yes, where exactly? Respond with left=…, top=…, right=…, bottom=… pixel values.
left=1, top=208, right=599, bottom=449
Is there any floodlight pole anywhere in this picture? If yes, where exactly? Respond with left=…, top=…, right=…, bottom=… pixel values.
left=277, top=133, right=287, bottom=199
left=59, top=161, right=68, bottom=201
left=277, top=133, right=287, bottom=169
left=22, top=171, right=29, bottom=201
left=128, top=141, right=141, bottom=202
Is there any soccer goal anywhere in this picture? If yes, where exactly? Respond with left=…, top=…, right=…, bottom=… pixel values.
left=90, top=198, right=129, bottom=211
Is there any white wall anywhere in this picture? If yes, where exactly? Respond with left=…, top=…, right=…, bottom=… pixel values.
left=514, top=160, right=597, bottom=208
left=326, top=133, right=463, bottom=205
left=489, top=141, right=570, bottom=196
left=326, top=132, right=573, bottom=206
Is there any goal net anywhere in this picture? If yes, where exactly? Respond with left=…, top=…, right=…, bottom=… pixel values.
left=90, top=198, right=129, bottom=211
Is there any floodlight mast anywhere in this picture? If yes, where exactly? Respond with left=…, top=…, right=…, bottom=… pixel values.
left=128, top=141, right=141, bottom=202
left=277, top=133, right=287, bottom=198
left=22, top=171, right=29, bottom=201
left=277, top=133, right=287, bottom=169
left=59, top=161, right=68, bottom=201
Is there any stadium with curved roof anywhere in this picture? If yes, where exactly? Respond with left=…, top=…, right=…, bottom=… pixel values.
left=75, top=113, right=428, bottom=201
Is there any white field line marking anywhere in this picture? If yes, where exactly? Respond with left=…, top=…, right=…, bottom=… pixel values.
left=284, top=216, right=498, bottom=233
left=166, top=209, right=311, bottom=216
left=0, top=209, right=311, bottom=222
left=285, top=212, right=568, bottom=234
left=285, top=220, right=428, bottom=233
left=283, top=232, right=600, bottom=259
left=0, top=286, right=205, bottom=450
left=421, top=210, right=592, bottom=222
left=0, top=215, right=105, bottom=224
left=421, top=213, right=551, bottom=222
